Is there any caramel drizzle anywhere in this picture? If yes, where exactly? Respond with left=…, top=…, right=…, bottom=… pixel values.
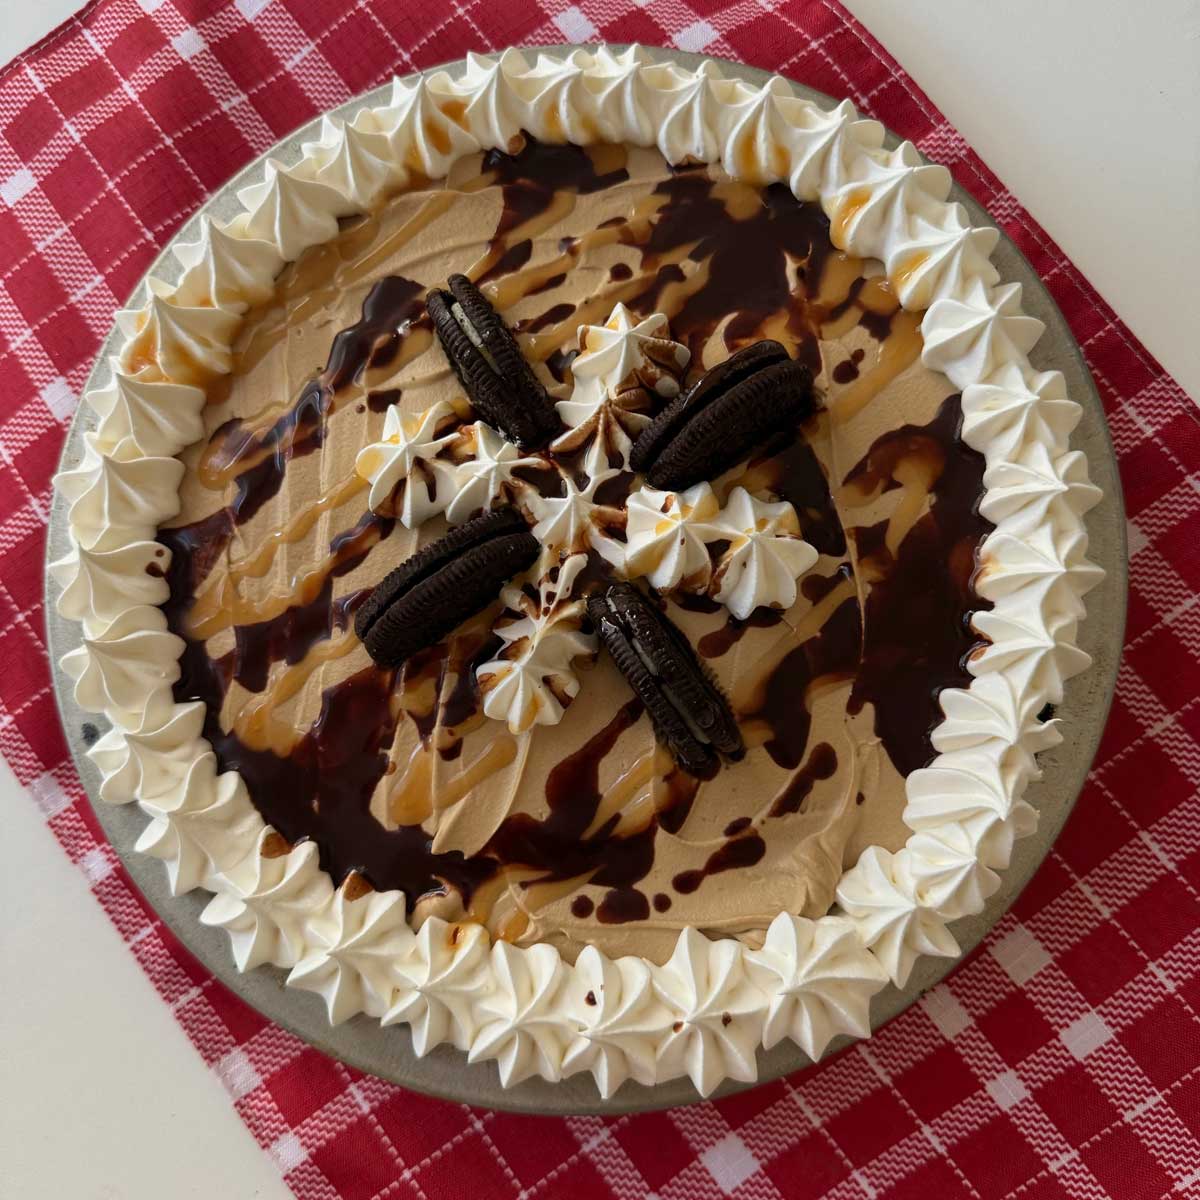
left=464, top=188, right=579, bottom=281
left=465, top=866, right=541, bottom=927
left=229, top=189, right=469, bottom=391
left=233, top=628, right=361, bottom=754
left=183, top=184, right=674, bottom=634
left=523, top=253, right=711, bottom=366
left=122, top=311, right=162, bottom=380
left=828, top=309, right=923, bottom=425
left=806, top=259, right=928, bottom=627
left=197, top=326, right=435, bottom=490
left=387, top=735, right=519, bottom=827
left=198, top=180, right=492, bottom=489
left=839, top=453, right=942, bottom=560
left=582, top=746, right=675, bottom=839
left=218, top=164, right=633, bottom=450
left=804, top=260, right=927, bottom=426
left=831, top=187, right=872, bottom=249
left=183, top=473, right=369, bottom=640
left=123, top=308, right=227, bottom=387
left=494, top=874, right=599, bottom=944
left=383, top=607, right=513, bottom=828
left=184, top=198, right=709, bottom=633
left=734, top=136, right=792, bottom=187
left=731, top=575, right=858, bottom=716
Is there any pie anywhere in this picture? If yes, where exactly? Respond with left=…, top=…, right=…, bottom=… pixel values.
left=53, top=47, right=1102, bottom=1097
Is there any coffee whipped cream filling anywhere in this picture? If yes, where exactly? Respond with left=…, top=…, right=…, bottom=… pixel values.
left=160, top=140, right=985, bottom=964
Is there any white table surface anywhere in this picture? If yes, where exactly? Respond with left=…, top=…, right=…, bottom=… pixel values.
left=2, top=3, right=1197, bottom=1198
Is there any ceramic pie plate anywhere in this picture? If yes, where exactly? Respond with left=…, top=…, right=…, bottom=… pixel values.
left=44, top=44, right=1127, bottom=1115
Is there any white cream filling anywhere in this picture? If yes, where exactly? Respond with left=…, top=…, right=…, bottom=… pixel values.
left=626, top=622, right=714, bottom=750
left=450, top=299, right=502, bottom=375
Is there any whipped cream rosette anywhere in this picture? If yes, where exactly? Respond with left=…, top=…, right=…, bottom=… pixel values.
left=446, top=422, right=545, bottom=525
left=355, top=400, right=461, bottom=524
left=524, top=467, right=629, bottom=568
left=553, top=304, right=691, bottom=476
left=476, top=553, right=599, bottom=733
left=624, top=482, right=724, bottom=591
left=707, top=487, right=819, bottom=619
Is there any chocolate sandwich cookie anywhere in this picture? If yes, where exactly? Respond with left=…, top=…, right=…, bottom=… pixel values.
left=588, top=582, right=744, bottom=776
left=355, top=508, right=539, bottom=668
left=630, top=340, right=814, bottom=490
left=428, top=274, right=560, bottom=450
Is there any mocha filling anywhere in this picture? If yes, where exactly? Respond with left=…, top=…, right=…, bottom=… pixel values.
left=157, top=138, right=991, bottom=957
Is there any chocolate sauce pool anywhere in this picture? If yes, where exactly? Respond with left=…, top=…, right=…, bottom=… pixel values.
left=845, top=395, right=992, bottom=775
left=158, top=138, right=992, bottom=924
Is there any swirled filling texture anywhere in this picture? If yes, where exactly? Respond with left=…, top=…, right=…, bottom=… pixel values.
left=161, top=141, right=987, bottom=963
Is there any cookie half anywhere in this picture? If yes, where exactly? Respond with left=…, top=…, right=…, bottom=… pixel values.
left=428, top=274, right=560, bottom=449
left=355, top=507, right=539, bottom=668
left=630, top=340, right=814, bottom=490
left=588, top=582, right=744, bottom=775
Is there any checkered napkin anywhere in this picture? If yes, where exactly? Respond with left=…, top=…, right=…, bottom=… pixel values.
left=3, top=1, right=1198, bottom=1197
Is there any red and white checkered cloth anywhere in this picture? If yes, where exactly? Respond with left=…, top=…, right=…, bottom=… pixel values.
left=3, top=1, right=1198, bottom=1197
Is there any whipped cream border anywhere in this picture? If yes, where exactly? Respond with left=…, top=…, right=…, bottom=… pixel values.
left=51, top=45, right=1102, bottom=1098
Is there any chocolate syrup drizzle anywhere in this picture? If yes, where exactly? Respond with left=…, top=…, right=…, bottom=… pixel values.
left=159, top=139, right=991, bottom=925
left=635, top=173, right=828, bottom=378
left=207, top=276, right=427, bottom=531
left=845, top=395, right=992, bottom=776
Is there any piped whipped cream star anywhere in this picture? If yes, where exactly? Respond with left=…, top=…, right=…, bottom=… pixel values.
left=624, top=483, right=724, bottom=591
left=835, top=847, right=958, bottom=987
left=525, top=467, right=627, bottom=568
left=563, top=947, right=667, bottom=1096
left=469, top=941, right=571, bottom=1086
left=287, top=881, right=413, bottom=1023
left=199, top=833, right=333, bottom=972
left=476, top=553, right=599, bottom=732
left=708, top=487, right=819, bottom=619
left=747, top=913, right=887, bottom=1058
left=552, top=304, right=690, bottom=476
left=446, top=422, right=544, bottom=525
left=383, top=917, right=490, bottom=1054
left=355, top=400, right=459, bottom=525
left=653, top=928, right=764, bottom=1096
